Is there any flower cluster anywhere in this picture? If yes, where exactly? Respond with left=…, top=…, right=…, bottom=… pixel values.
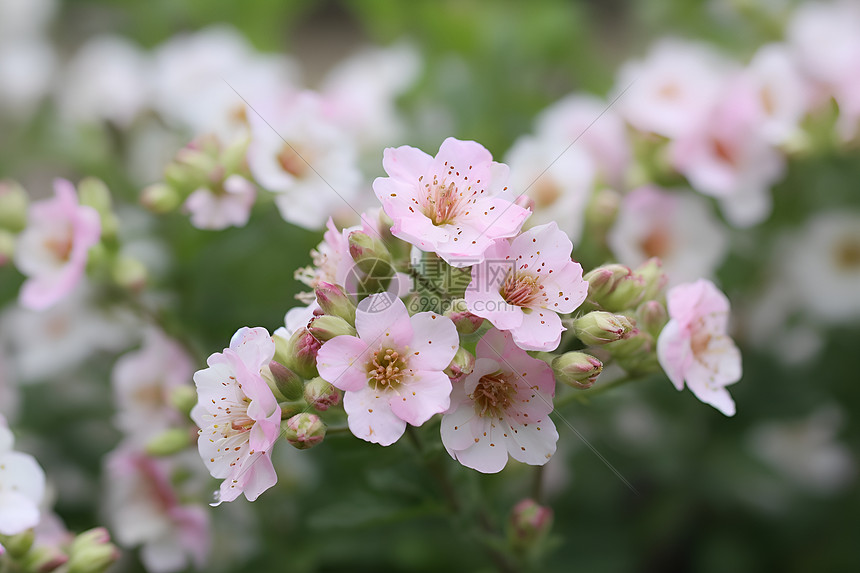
left=184, top=136, right=743, bottom=506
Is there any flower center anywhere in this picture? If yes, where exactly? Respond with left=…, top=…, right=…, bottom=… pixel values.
left=422, top=174, right=466, bottom=226
left=532, top=180, right=561, bottom=209
left=217, top=397, right=254, bottom=438
left=834, top=236, right=860, bottom=271
left=640, top=227, right=672, bottom=259
left=278, top=144, right=308, bottom=178
left=712, top=138, right=736, bottom=166
left=471, top=371, right=516, bottom=418
left=500, top=271, right=542, bottom=307
left=368, top=348, right=408, bottom=391
left=690, top=329, right=712, bottom=358
left=44, top=229, right=74, bottom=263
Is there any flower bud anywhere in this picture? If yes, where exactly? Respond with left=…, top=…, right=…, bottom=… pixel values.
left=508, top=499, right=553, bottom=549
left=303, top=377, right=340, bottom=411
left=314, top=282, right=357, bottom=324
left=637, top=300, right=668, bottom=338
left=145, top=428, right=191, bottom=457
left=552, top=352, right=603, bottom=389
left=0, top=180, right=28, bottom=232
left=77, top=178, right=118, bottom=238
left=275, top=328, right=320, bottom=380
left=168, top=385, right=197, bottom=417
left=348, top=230, right=393, bottom=276
left=284, top=413, right=325, bottom=450
left=111, top=255, right=147, bottom=292
left=444, top=299, right=484, bottom=334
left=307, top=314, right=357, bottom=342
left=514, top=194, right=535, bottom=212
left=0, top=529, right=34, bottom=558
left=18, top=545, right=69, bottom=573
left=636, top=258, right=668, bottom=301
left=140, top=183, right=180, bottom=214
left=585, top=187, right=620, bottom=231
left=444, top=347, right=475, bottom=382
left=220, top=135, right=249, bottom=175
left=263, top=361, right=304, bottom=401
left=584, top=264, right=632, bottom=302
left=574, top=311, right=636, bottom=346
left=66, top=528, right=119, bottom=573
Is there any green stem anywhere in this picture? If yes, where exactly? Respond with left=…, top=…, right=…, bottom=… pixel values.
left=531, top=465, right=545, bottom=504
left=405, top=427, right=518, bottom=573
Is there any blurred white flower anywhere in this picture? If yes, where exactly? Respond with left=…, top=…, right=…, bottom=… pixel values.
left=784, top=210, right=860, bottom=323
left=152, top=26, right=299, bottom=139
left=608, top=185, right=728, bottom=285
left=505, top=132, right=595, bottom=244
left=748, top=406, right=856, bottom=494
left=534, top=94, right=631, bottom=188
left=0, top=39, right=56, bottom=118
left=247, top=90, right=360, bottom=230
left=1, top=287, right=137, bottom=382
left=0, top=0, right=56, bottom=40
left=57, top=35, right=152, bottom=128
left=742, top=43, right=811, bottom=146
left=614, top=38, right=735, bottom=138
left=112, top=327, right=194, bottom=445
left=321, top=43, right=420, bottom=151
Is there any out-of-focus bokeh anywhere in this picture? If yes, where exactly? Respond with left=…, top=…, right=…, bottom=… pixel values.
left=1, top=0, right=859, bottom=571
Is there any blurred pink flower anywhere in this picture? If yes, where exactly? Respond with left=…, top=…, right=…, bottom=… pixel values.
left=373, top=137, right=529, bottom=267
left=441, top=329, right=558, bottom=473
left=670, top=80, right=785, bottom=227
left=608, top=186, right=728, bottom=285
left=113, top=326, right=194, bottom=444
left=0, top=416, right=46, bottom=538
left=464, top=222, right=588, bottom=351
left=184, top=174, right=256, bottom=230
left=317, top=294, right=458, bottom=446
left=191, top=327, right=281, bottom=504
left=107, top=446, right=210, bottom=573
left=246, top=90, right=360, bottom=230
left=657, top=279, right=742, bottom=416
left=615, top=38, right=734, bottom=138
left=14, top=179, right=101, bottom=310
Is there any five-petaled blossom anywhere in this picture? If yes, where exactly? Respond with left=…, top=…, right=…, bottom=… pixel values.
left=0, top=415, right=47, bottom=543
left=373, top=137, right=530, bottom=267
left=191, top=327, right=281, bottom=504
left=440, top=329, right=558, bottom=473
left=657, top=279, right=742, bottom=416
left=317, top=294, right=458, bottom=446
left=15, top=178, right=101, bottom=311
left=465, top=222, right=588, bottom=351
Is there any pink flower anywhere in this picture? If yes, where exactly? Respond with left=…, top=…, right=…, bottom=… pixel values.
left=615, top=38, right=734, bottom=138
left=191, top=327, right=281, bottom=504
left=464, top=222, right=588, bottom=351
left=113, top=327, right=194, bottom=444
left=373, top=137, right=530, bottom=267
left=440, top=329, right=558, bottom=473
left=0, top=416, right=46, bottom=538
left=14, top=178, right=101, bottom=310
left=657, top=279, right=742, bottom=416
left=106, top=446, right=210, bottom=573
left=316, top=294, right=458, bottom=446
left=670, top=80, right=785, bottom=227
left=184, top=174, right=256, bottom=230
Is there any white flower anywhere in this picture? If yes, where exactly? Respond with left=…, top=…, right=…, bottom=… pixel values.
left=57, top=35, right=152, bottom=128
left=608, top=186, right=728, bottom=285
left=505, top=132, right=595, bottom=245
left=614, top=38, right=735, bottom=138
left=0, top=416, right=46, bottom=538
left=152, top=26, right=298, bottom=138
left=247, top=90, right=361, bottom=230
